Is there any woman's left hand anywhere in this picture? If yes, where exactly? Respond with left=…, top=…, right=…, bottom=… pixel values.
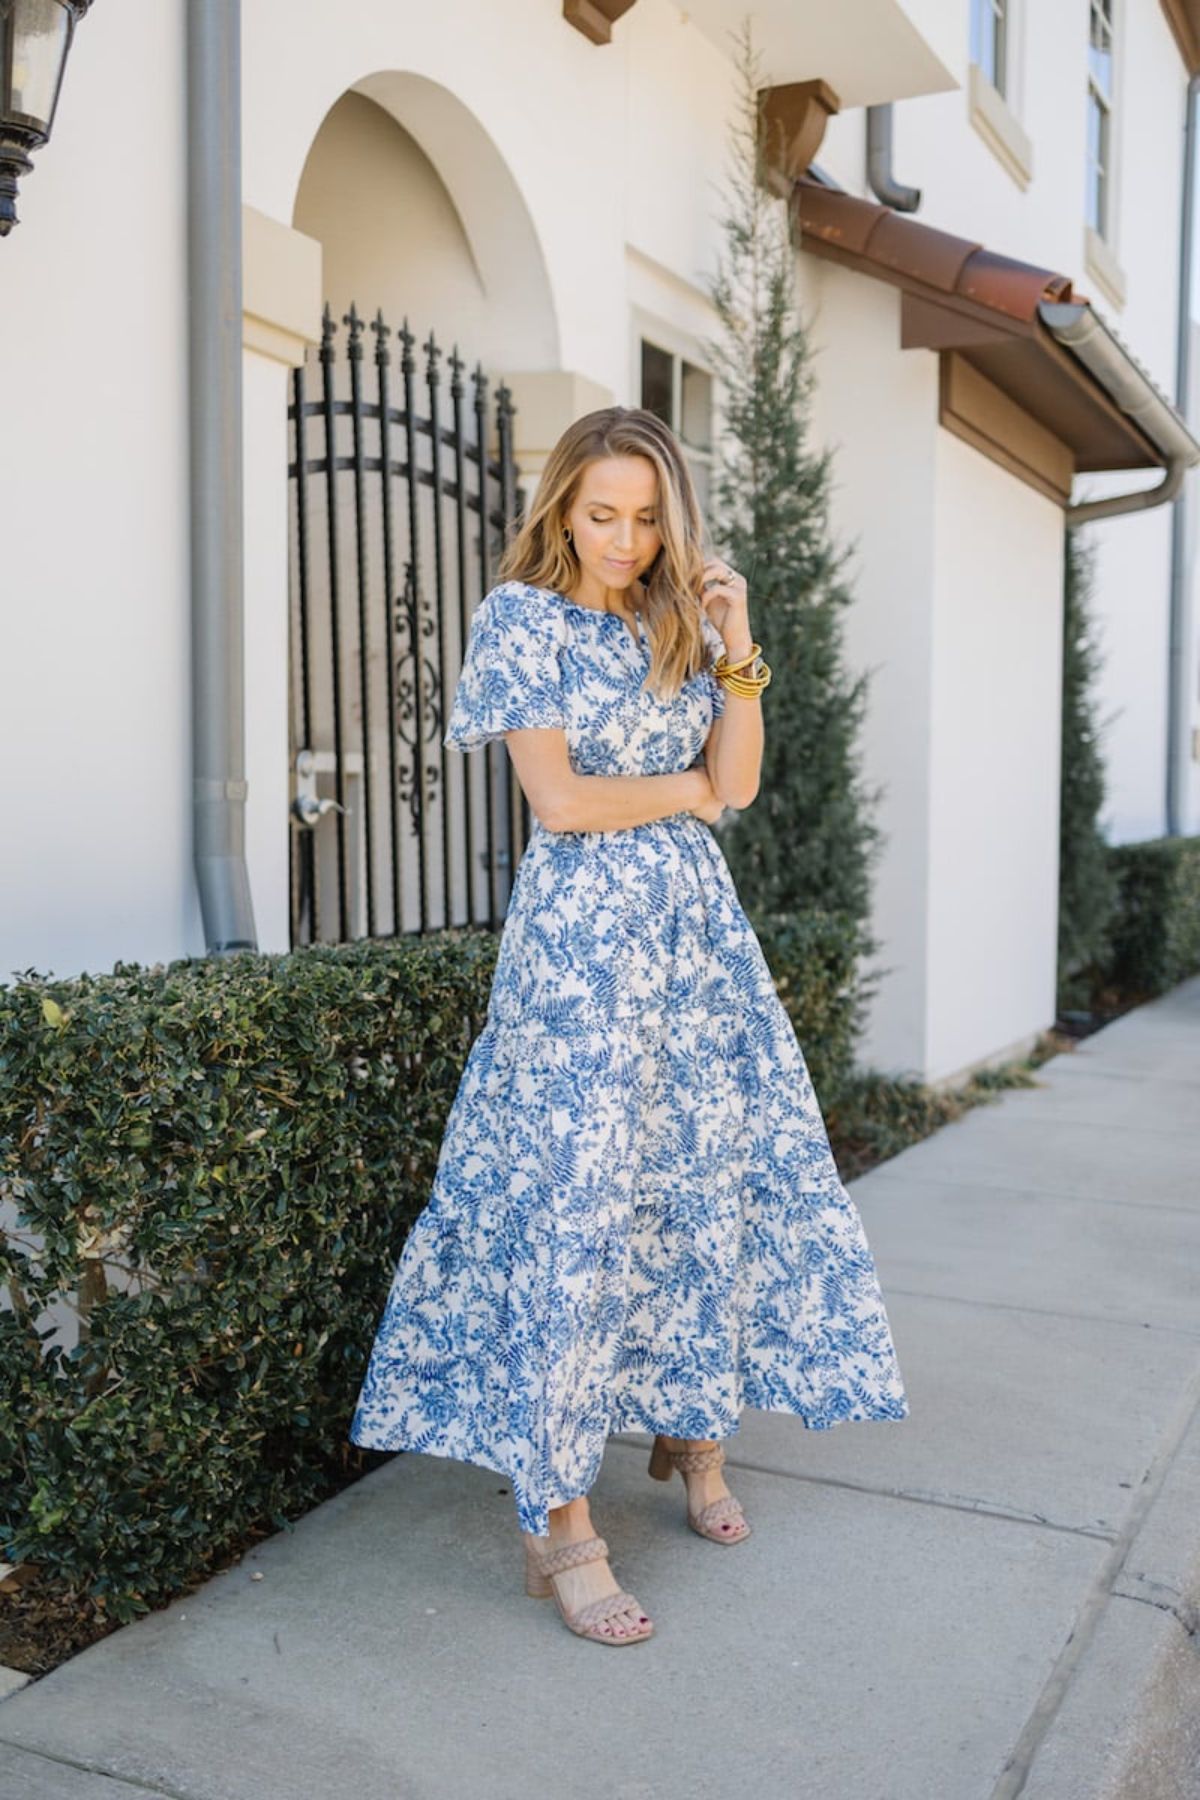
left=699, top=558, right=752, bottom=650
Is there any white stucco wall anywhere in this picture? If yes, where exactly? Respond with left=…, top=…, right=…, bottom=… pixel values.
left=1071, top=470, right=1180, bottom=843
left=926, top=429, right=1064, bottom=1080
left=0, top=0, right=193, bottom=984
left=804, top=262, right=940, bottom=1078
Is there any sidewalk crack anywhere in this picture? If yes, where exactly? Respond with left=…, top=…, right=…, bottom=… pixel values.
left=0, top=1734, right=190, bottom=1799
left=1114, top=1572, right=1200, bottom=1641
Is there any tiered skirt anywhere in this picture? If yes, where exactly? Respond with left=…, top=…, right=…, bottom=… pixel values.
left=349, top=814, right=908, bottom=1534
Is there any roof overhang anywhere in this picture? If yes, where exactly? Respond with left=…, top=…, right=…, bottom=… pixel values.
left=663, top=0, right=959, bottom=105
left=792, top=174, right=1200, bottom=504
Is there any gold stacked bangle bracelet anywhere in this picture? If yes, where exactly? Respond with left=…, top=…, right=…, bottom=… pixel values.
left=714, top=641, right=772, bottom=698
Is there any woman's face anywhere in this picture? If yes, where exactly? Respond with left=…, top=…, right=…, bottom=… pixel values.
left=564, top=455, right=663, bottom=592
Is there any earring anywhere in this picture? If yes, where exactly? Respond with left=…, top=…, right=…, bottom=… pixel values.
left=563, top=527, right=573, bottom=543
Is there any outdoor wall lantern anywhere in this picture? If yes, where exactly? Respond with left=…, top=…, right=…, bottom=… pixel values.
left=0, top=0, right=92, bottom=237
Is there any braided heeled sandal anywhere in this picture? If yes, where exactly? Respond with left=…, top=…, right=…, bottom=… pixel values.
left=647, top=1436, right=752, bottom=1544
left=523, top=1533, right=654, bottom=1645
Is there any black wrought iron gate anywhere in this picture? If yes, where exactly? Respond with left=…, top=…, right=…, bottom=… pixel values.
left=287, top=302, right=534, bottom=946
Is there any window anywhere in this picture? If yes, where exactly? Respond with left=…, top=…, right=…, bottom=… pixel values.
left=639, top=338, right=714, bottom=513
left=1086, top=0, right=1114, bottom=237
left=966, top=0, right=1030, bottom=188
left=970, top=0, right=1009, bottom=97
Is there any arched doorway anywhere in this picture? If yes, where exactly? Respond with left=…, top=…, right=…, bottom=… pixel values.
left=285, top=78, right=558, bottom=947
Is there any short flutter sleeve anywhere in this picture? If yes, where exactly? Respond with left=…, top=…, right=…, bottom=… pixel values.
left=443, top=582, right=567, bottom=752
left=699, top=612, right=728, bottom=719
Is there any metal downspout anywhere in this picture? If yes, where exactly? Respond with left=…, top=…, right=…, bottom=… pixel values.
left=865, top=104, right=921, bottom=213
left=1040, top=295, right=1200, bottom=526
left=1167, top=72, right=1200, bottom=837
left=186, top=0, right=257, bottom=954
left=1062, top=453, right=1188, bottom=525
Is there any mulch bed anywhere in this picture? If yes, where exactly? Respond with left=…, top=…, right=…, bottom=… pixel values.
left=2, top=1578, right=121, bottom=1680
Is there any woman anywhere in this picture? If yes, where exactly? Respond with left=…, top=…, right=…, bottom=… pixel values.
left=349, top=405, right=909, bottom=1647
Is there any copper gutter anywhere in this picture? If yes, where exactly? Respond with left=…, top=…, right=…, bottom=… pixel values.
left=791, top=174, right=1200, bottom=513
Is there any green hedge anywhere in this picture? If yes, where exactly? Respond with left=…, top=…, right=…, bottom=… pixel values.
left=0, top=934, right=495, bottom=1622
left=0, top=914, right=855, bottom=1623
left=1101, top=834, right=1200, bottom=996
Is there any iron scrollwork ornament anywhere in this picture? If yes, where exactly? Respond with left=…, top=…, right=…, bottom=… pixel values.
left=394, top=561, right=443, bottom=835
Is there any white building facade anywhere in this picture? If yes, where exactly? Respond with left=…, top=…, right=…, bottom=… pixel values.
left=2, top=0, right=1198, bottom=1086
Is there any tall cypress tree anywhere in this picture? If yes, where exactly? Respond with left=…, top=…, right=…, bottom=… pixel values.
left=1058, top=523, right=1118, bottom=1007
left=701, top=16, right=883, bottom=945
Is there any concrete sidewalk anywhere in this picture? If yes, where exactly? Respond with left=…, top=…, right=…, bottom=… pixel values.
left=2, top=978, right=1198, bottom=1800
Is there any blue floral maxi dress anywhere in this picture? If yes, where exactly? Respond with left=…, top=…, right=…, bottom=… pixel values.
left=348, top=580, right=909, bottom=1533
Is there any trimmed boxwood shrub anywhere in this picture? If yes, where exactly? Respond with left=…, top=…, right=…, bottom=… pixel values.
left=0, top=933, right=494, bottom=1621
left=1101, top=836, right=1200, bottom=997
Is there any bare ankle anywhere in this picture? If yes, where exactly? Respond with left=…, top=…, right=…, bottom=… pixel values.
left=547, top=1495, right=593, bottom=1539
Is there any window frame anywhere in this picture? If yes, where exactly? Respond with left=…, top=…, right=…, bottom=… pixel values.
left=630, top=311, right=716, bottom=515
left=1085, top=0, right=1115, bottom=239
left=966, top=0, right=1032, bottom=188
left=1082, top=0, right=1127, bottom=307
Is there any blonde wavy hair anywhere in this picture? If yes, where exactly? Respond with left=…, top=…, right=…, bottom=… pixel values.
left=495, top=405, right=713, bottom=700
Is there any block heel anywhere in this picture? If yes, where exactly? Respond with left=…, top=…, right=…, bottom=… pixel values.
left=521, top=1533, right=654, bottom=1645
left=524, top=1546, right=554, bottom=1597
left=647, top=1435, right=674, bottom=1481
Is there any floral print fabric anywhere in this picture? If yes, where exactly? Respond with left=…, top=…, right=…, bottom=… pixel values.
left=348, top=581, right=909, bottom=1533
